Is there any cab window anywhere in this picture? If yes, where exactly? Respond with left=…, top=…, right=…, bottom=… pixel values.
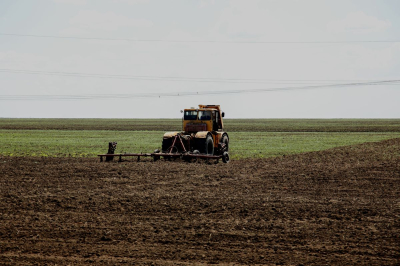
left=198, top=111, right=211, bottom=120
left=184, top=110, right=198, bottom=120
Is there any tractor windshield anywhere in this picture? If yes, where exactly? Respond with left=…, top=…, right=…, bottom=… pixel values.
left=184, top=110, right=198, bottom=120
left=198, top=111, right=211, bottom=120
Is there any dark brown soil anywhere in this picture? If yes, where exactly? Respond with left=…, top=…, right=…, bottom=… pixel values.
left=1, top=139, right=399, bottom=265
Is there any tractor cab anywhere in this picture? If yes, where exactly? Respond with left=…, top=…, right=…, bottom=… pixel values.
left=183, top=105, right=224, bottom=133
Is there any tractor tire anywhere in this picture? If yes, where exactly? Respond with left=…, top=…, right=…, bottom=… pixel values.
left=222, top=151, right=230, bottom=163
left=197, top=135, right=214, bottom=155
left=220, top=135, right=229, bottom=153
left=162, top=138, right=174, bottom=153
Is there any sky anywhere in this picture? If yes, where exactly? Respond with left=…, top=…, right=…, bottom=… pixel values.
left=0, top=0, right=399, bottom=118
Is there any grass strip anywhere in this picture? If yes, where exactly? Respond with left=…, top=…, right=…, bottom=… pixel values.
left=0, top=130, right=398, bottom=159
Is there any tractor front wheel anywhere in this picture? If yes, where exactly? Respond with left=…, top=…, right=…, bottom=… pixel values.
left=220, top=135, right=229, bottom=153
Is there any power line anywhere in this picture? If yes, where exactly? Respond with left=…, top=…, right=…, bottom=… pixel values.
left=1, top=68, right=399, bottom=85
left=1, top=33, right=399, bottom=44
left=1, top=80, right=398, bottom=101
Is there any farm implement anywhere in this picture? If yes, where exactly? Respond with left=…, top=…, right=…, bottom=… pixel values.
left=98, top=105, right=230, bottom=164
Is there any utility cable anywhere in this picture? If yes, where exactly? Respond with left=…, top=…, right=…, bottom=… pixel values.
left=1, top=33, right=399, bottom=44
left=1, top=68, right=399, bottom=85
left=0, top=79, right=399, bottom=101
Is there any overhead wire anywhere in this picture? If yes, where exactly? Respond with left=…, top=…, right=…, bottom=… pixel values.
left=1, top=33, right=399, bottom=44
left=1, top=68, right=399, bottom=85
left=1, top=79, right=399, bottom=101
left=1, top=34, right=399, bottom=101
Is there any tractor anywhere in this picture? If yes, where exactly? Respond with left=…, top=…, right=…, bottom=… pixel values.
left=161, top=105, right=229, bottom=162
left=98, top=105, right=230, bottom=163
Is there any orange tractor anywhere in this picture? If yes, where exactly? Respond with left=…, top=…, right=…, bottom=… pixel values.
left=98, top=105, right=230, bottom=163
left=160, top=105, right=229, bottom=162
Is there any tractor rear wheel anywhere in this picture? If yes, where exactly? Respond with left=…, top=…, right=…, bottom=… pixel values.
left=162, top=138, right=173, bottom=153
left=197, top=135, right=214, bottom=155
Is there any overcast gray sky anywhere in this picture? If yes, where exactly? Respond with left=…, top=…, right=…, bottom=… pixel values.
left=0, top=0, right=399, bottom=118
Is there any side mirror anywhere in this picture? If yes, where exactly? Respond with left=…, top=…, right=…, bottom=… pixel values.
left=222, top=112, right=225, bottom=118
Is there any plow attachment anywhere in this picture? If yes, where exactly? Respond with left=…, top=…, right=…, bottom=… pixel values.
left=98, top=152, right=229, bottom=164
left=98, top=140, right=230, bottom=164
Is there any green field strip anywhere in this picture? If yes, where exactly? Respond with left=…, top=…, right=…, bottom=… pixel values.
left=0, top=130, right=398, bottom=159
left=229, top=132, right=399, bottom=159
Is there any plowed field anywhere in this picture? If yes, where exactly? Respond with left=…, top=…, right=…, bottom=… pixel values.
left=1, top=139, right=399, bottom=265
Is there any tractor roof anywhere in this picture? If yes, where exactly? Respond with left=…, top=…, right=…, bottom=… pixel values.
left=184, top=105, right=221, bottom=111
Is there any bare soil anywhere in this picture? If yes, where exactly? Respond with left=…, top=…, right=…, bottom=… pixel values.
left=1, top=139, right=399, bottom=265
